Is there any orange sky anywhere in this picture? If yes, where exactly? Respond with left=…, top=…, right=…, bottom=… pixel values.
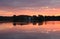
left=0, top=7, right=60, bottom=16
left=0, top=0, right=60, bottom=16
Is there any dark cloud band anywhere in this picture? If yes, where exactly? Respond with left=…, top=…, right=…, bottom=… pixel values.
left=0, top=0, right=60, bottom=8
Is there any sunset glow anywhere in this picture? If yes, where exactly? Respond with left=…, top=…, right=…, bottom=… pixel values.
left=0, top=0, right=60, bottom=16
left=0, top=21, right=60, bottom=33
left=0, top=0, right=60, bottom=39
left=0, top=7, right=60, bottom=16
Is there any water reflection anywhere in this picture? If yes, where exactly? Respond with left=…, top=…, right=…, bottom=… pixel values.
left=0, top=21, right=60, bottom=39
left=13, top=21, right=43, bottom=26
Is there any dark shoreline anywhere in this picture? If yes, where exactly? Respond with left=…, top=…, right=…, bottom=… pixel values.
left=0, top=15, right=60, bottom=25
left=0, top=15, right=60, bottom=22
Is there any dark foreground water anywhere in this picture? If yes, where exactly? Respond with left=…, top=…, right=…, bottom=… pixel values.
left=0, top=21, right=60, bottom=39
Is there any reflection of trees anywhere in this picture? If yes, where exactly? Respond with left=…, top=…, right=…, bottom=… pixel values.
left=13, top=22, right=43, bottom=26
left=13, top=22, right=30, bottom=26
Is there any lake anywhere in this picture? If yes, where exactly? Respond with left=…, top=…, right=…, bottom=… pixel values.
left=0, top=21, right=60, bottom=39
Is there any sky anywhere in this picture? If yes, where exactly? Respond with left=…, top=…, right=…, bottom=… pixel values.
left=0, top=0, right=60, bottom=16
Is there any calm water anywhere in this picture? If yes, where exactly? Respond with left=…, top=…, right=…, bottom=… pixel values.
left=0, top=21, right=60, bottom=39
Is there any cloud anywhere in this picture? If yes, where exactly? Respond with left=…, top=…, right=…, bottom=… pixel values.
left=0, top=0, right=60, bottom=8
